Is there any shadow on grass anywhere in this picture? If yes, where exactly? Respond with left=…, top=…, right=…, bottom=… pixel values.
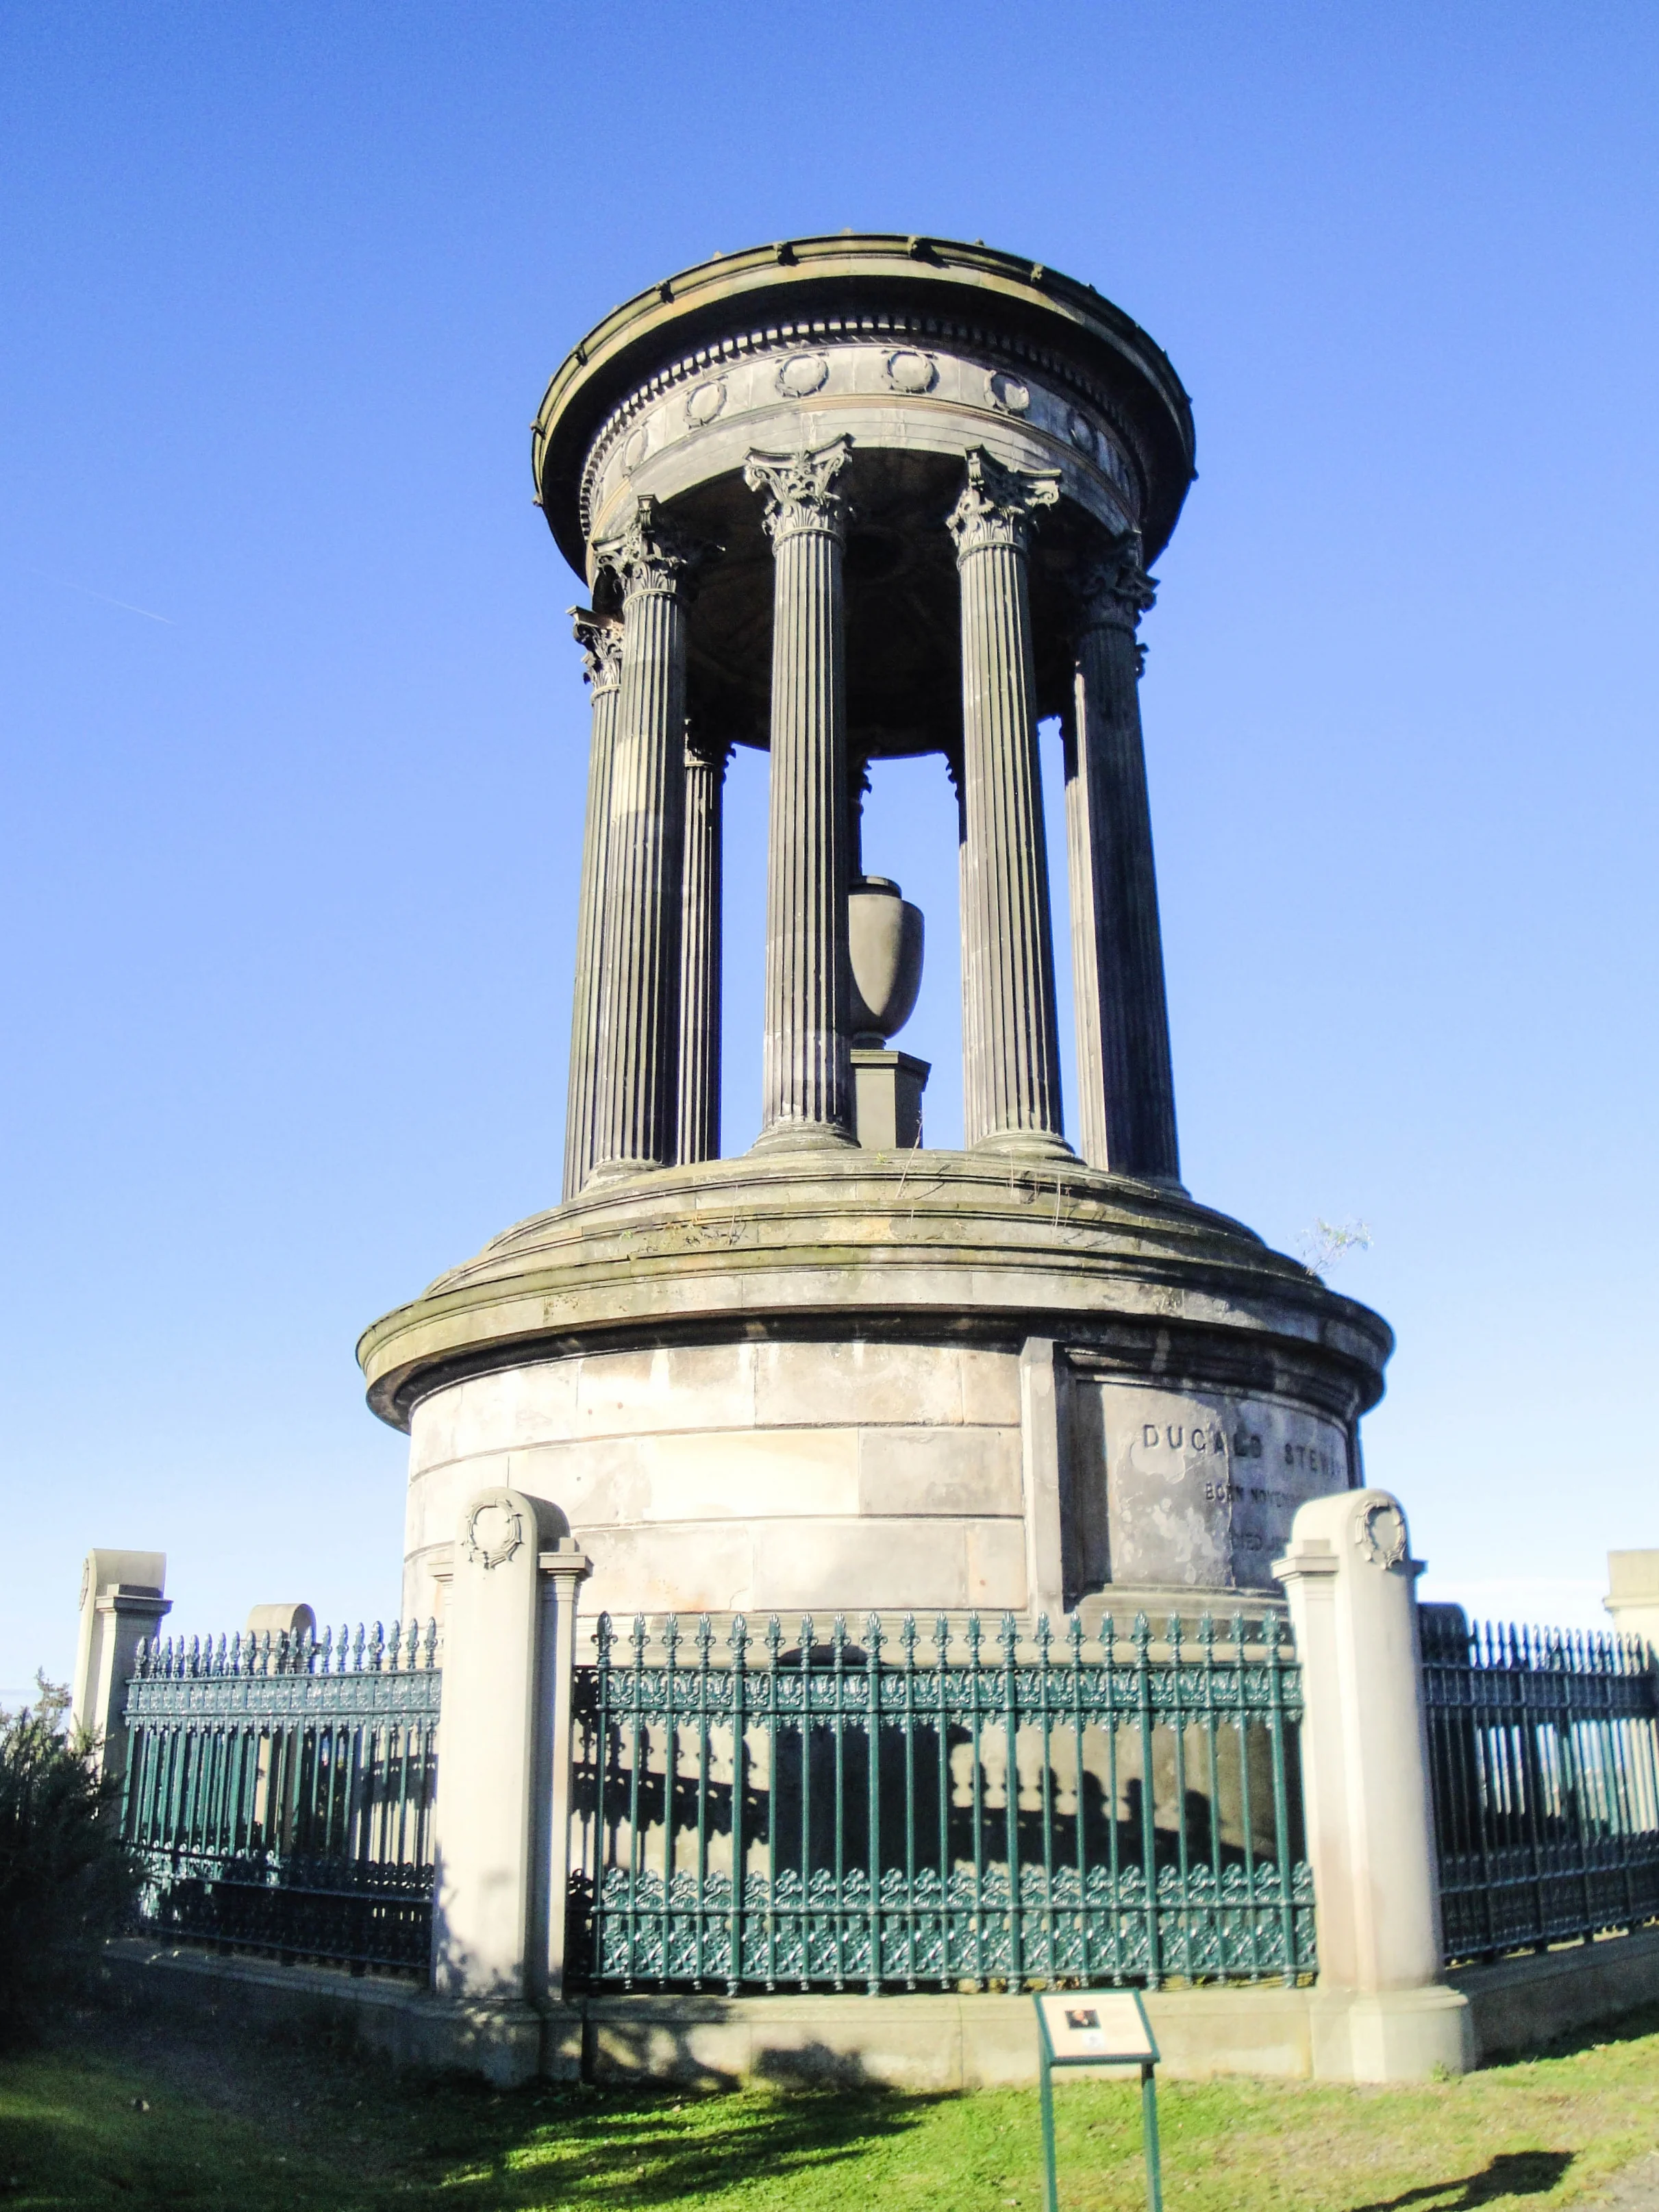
left=1347, top=2151, right=1575, bottom=2212
left=416, top=2074, right=947, bottom=2209
left=7, top=2011, right=954, bottom=2212
left=1513, top=2002, right=1659, bottom=2064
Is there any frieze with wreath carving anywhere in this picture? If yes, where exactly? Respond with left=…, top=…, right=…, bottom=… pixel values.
left=569, top=309, right=1151, bottom=543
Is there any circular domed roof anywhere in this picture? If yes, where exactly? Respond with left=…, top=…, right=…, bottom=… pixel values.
left=532, top=234, right=1197, bottom=580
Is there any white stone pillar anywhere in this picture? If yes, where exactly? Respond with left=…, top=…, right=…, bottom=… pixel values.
left=529, top=1537, right=591, bottom=2035
left=744, top=436, right=856, bottom=1150
left=587, top=498, right=705, bottom=1180
left=70, top=1549, right=169, bottom=1782
left=1274, top=1490, right=1471, bottom=2080
left=947, top=448, right=1069, bottom=1156
left=676, top=732, right=730, bottom=1165
left=431, top=1487, right=587, bottom=2085
left=1064, top=537, right=1181, bottom=1184
left=1606, top=1550, right=1659, bottom=1657
left=562, top=608, right=623, bottom=1200
left=245, top=1602, right=315, bottom=1641
left=1605, top=1553, right=1659, bottom=1830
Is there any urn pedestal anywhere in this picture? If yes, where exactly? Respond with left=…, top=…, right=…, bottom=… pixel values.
left=850, top=1048, right=930, bottom=1150
left=847, top=875, right=928, bottom=1150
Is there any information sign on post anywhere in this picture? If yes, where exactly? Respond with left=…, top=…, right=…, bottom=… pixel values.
left=1034, top=1991, right=1162, bottom=2212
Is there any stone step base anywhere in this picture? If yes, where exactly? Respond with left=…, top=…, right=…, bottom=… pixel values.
left=103, top=1939, right=1499, bottom=2087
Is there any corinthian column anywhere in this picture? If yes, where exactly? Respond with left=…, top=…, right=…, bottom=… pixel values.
left=677, top=731, right=731, bottom=1165
left=586, top=497, right=706, bottom=1180
left=562, top=608, right=623, bottom=1200
left=1066, top=536, right=1180, bottom=1184
left=743, top=436, right=856, bottom=1149
left=947, top=448, right=1068, bottom=1155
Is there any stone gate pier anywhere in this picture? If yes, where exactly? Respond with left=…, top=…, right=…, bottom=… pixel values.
left=358, top=234, right=1392, bottom=1630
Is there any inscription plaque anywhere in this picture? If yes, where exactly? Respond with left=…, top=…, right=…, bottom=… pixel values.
left=1080, top=1382, right=1351, bottom=1591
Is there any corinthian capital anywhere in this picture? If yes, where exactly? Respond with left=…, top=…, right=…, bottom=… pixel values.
left=569, top=606, right=623, bottom=693
left=946, top=447, right=1060, bottom=560
left=591, top=497, right=714, bottom=601
left=743, top=436, right=853, bottom=546
left=685, top=725, right=735, bottom=774
left=1073, top=532, right=1158, bottom=634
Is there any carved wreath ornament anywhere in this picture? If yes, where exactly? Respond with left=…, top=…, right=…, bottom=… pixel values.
left=1355, top=1499, right=1408, bottom=1571
left=462, top=1498, right=525, bottom=1572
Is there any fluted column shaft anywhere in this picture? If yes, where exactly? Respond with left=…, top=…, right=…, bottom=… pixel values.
left=1066, top=540, right=1180, bottom=1183
left=947, top=448, right=1067, bottom=1153
left=745, top=438, right=855, bottom=1146
left=676, top=735, right=729, bottom=1165
left=588, top=499, right=703, bottom=1178
left=562, top=610, right=623, bottom=1199
left=947, top=752, right=981, bottom=1130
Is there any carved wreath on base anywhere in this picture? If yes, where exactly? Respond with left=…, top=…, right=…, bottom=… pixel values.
left=462, top=1498, right=525, bottom=1572
left=1356, top=1499, right=1408, bottom=1571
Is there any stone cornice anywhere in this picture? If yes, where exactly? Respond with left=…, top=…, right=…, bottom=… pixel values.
left=530, top=236, right=1196, bottom=575
left=356, top=1151, right=1393, bottom=1434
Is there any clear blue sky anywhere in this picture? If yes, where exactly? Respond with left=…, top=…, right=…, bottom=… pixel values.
left=3, top=3, right=1656, bottom=1702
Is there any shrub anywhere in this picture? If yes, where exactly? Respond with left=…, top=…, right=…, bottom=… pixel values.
left=0, top=1674, right=136, bottom=2038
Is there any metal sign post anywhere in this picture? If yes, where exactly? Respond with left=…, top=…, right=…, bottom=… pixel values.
left=1034, top=1991, right=1163, bottom=2212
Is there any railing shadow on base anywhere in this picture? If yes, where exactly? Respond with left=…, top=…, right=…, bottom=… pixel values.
left=568, top=1607, right=1316, bottom=1997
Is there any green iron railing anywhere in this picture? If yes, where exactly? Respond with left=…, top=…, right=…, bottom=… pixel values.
left=122, top=1620, right=441, bottom=1975
left=1421, top=1608, right=1659, bottom=1963
left=569, top=1608, right=1314, bottom=1994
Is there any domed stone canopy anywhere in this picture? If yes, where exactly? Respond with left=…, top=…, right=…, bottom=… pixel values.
left=533, top=234, right=1195, bottom=564
left=532, top=234, right=1196, bottom=760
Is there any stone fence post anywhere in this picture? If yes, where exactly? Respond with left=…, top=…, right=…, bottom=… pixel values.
left=429, top=1487, right=590, bottom=2085
left=69, top=1550, right=170, bottom=1782
left=1606, top=1550, right=1659, bottom=1659
left=1273, top=1489, right=1471, bottom=2080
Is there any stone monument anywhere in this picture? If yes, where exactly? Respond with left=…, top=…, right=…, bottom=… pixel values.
left=358, top=234, right=1392, bottom=1628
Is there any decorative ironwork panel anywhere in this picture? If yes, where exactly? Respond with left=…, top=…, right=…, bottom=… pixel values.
left=1421, top=1608, right=1659, bottom=1963
left=121, top=1620, right=440, bottom=1975
left=569, top=1609, right=1314, bottom=1995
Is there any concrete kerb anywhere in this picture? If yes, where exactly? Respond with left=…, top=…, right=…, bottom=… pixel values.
left=100, top=1941, right=1545, bottom=2088
left=1452, top=1925, right=1659, bottom=2064
left=100, top=1941, right=559, bottom=2087
left=105, top=1937, right=1659, bottom=2087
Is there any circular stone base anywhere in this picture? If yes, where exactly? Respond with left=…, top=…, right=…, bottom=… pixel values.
left=358, top=1151, right=1391, bottom=1626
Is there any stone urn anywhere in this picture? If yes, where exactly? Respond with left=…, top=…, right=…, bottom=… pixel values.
left=847, top=876, right=924, bottom=1046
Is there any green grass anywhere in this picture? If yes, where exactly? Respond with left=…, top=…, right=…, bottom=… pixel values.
left=1, top=2004, right=1656, bottom=2212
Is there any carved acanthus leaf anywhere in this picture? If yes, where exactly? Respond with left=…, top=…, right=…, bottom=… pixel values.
left=945, top=447, right=1061, bottom=559
left=569, top=605, right=623, bottom=692
left=743, top=436, right=853, bottom=545
left=1073, top=532, right=1157, bottom=634
left=684, top=727, right=736, bottom=773
left=591, top=496, right=715, bottom=601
